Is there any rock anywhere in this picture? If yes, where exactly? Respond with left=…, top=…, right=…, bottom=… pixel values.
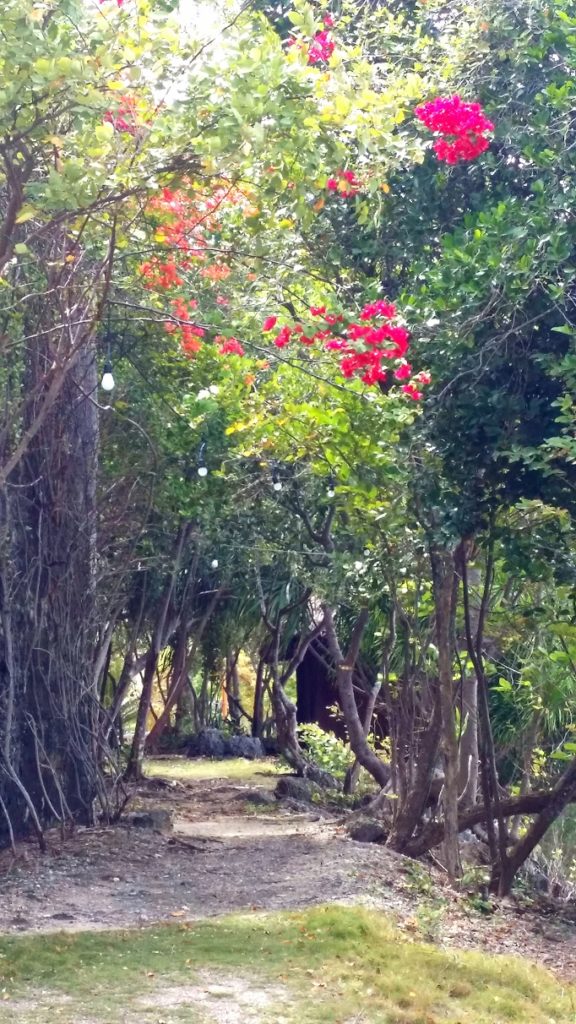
left=460, top=830, right=489, bottom=867
left=187, top=728, right=265, bottom=760
left=125, top=809, right=173, bottom=832
left=187, top=727, right=227, bottom=759
left=303, top=765, right=342, bottom=791
left=233, top=789, right=277, bottom=807
left=275, top=776, right=320, bottom=803
left=346, top=817, right=387, bottom=844
left=227, top=734, right=265, bottom=760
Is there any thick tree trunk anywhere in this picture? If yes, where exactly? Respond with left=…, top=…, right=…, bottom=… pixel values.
left=0, top=342, right=101, bottom=844
left=386, top=702, right=441, bottom=851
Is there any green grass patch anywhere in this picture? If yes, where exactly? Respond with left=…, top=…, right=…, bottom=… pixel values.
left=0, top=906, right=573, bottom=1023
left=145, top=755, right=284, bottom=783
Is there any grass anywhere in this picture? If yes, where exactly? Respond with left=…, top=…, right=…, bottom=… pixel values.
left=0, top=906, right=573, bottom=1023
left=145, top=755, right=285, bottom=783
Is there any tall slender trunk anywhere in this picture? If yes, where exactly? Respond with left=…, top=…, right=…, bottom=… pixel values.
left=323, top=607, right=390, bottom=790
left=125, top=522, right=192, bottom=780
left=430, top=547, right=461, bottom=881
left=252, top=655, right=267, bottom=738
left=457, top=560, right=480, bottom=808
left=145, top=583, right=222, bottom=751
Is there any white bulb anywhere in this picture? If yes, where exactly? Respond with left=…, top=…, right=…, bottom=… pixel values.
left=197, top=466, right=208, bottom=477
left=273, top=481, right=282, bottom=492
left=211, top=559, right=219, bottom=569
left=327, top=488, right=335, bottom=498
left=101, top=372, right=115, bottom=392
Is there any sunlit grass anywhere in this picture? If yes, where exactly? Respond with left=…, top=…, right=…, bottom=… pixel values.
left=0, top=906, right=573, bottom=1023
left=144, top=755, right=284, bottom=783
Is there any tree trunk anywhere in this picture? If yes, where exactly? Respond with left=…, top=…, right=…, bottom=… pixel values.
left=323, top=607, right=391, bottom=790
left=125, top=522, right=192, bottom=780
left=491, top=756, right=576, bottom=895
left=456, top=559, right=480, bottom=807
left=430, top=547, right=461, bottom=881
left=0, top=341, right=101, bottom=844
left=252, top=655, right=267, bottom=738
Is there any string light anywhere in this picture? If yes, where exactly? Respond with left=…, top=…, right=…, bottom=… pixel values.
left=272, top=470, right=283, bottom=492
left=327, top=474, right=336, bottom=498
left=101, top=360, right=115, bottom=392
left=211, top=558, right=219, bottom=569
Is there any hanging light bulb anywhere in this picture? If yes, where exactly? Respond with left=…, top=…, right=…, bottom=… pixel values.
left=197, top=441, right=208, bottom=477
left=327, top=474, right=336, bottom=499
left=211, top=558, right=219, bottom=569
left=101, top=360, right=115, bottom=392
left=272, top=470, right=282, bottom=492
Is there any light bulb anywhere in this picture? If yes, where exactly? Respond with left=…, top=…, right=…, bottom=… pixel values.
left=197, top=466, right=208, bottom=477
left=273, top=480, right=282, bottom=492
left=327, top=488, right=335, bottom=498
left=101, top=360, right=115, bottom=392
left=211, top=559, right=219, bottom=569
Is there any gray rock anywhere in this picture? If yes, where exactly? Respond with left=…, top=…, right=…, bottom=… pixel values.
left=187, top=728, right=265, bottom=760
left=275, top=776, right=320, bottom=803
left=347, top=817, right=387, bottom=844
left=125, top=808, right=173, bottom=832
left=303, top=765, right=342, bottom=790
left=188, top=727, right=227, bottom=759
left=234, top=788, right=277, bottom=807
left=226, top=734, right=265, bottom=760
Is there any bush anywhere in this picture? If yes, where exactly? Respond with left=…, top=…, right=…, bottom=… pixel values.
left=297, top=723, right=353, bottom=779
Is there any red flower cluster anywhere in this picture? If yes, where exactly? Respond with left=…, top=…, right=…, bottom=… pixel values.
left=414, top=95, right=494, bottom=164
left=165, top=298, right=204, bottom=356
left=261, top=302, right=431, bottom=398
left=103, top=95, right=139, bottom=135
left=139, top=258, right=183, bottom=290
left=216, top=336, right=245, bottom=356
left=326, top=170, right=362, bottom=197
left=308, top=30, right=335, bottom=64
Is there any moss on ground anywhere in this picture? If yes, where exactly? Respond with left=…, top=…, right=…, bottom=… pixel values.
left=0, top=905, right=572, bottom=1023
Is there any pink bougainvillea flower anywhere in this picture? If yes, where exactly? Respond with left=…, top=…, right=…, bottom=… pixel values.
left=401, top=383, right=423, bottom=401
left=414, top=95, right=493, bottom=163
left=359, top=300, right=397, bottom=320
left=310, top=305, right=327, bottom=316
left=394, top=361, right=413, bottom=381
left=308, top=30, right=335, bottom=64
left=326, top=170, right=361, bottom=197
left=262, top=316, right=278, bottom=332
left=273, top=326, right=292, bottom=348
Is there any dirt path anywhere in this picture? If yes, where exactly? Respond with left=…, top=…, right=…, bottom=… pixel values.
left=1, top=758, right=575, bottom=980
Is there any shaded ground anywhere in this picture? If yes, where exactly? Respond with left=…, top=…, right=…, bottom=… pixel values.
left=0, top=756, right=575, bottom=986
